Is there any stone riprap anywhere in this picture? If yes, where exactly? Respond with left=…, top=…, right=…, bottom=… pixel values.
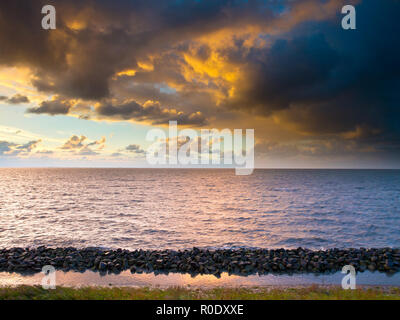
left=1, top=247, right=399, bottom=276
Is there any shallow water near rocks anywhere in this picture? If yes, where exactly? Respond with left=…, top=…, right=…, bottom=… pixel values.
left=1, top=271, right=400, bottom=288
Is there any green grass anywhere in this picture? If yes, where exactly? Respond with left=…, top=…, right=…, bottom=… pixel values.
left=0, top=285, right=400, bottom=300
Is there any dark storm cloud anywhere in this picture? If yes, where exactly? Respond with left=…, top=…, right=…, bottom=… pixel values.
left=96, top=100, right=207, bottom=126
left=226, top=0, right=400, bottom=148
left=0, top=0, right=277, bottom=100
left=0, top=94, right=30, bottom=104
left=228, top=34, right=340, bottom=114
left=27, top=98, right=72, bottom=115
left=8, top=94, right=30, bottom=104
left=1, top=0, right=399, bottom=156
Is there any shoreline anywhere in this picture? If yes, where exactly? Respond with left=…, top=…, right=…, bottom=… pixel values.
left=1, top=247, right=400, bottom=276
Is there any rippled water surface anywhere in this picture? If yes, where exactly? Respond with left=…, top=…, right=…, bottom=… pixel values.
left=2, top=270, right=400, bottom=288
left=0, top=169, right=399, bottom=250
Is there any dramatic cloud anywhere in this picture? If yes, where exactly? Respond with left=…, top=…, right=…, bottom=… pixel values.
left=0, top=0, right=278, bottom=99
left=27, top=98, right=72, bottom=115
left=0, top=1, right=350, bottom=109
left=28, top=96, right=208, bottom=125
left=225, top=1, right=400, bottom=146
left=96, top=100, right=207, bottom=126
left=0, top=94, right=29, bottom=104
left=0, top=0, right=399, bottom=164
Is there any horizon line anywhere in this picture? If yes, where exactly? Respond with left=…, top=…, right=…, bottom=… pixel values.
left=0, top=166, right=399, bottom=170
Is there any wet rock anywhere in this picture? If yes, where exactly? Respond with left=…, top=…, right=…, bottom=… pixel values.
left=98, top=262, right=107, bottom=271
left=0, top=246, right=399, bottom=276
left=368, top=263, right=376, bottom=271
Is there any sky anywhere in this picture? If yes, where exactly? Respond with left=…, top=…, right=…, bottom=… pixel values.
left=0, top=0, right=399, bottom=168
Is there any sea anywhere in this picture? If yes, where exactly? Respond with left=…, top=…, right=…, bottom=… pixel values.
left=1, top=168, right=399, bottom=251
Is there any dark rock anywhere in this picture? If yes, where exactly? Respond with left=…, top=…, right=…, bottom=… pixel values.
left=99, top=262, right=107, bottom=271
left=0, top=246, right=399, bottom=276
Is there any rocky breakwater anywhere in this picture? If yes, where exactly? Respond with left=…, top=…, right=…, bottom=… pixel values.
left=1, top=247, right=400, bottom=276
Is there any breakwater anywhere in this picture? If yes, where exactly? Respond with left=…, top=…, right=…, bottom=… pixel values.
left=1, top=247, right=400, bottom=276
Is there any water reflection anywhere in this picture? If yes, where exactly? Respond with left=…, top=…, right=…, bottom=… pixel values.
left=1, top=271, right=400, bottom=288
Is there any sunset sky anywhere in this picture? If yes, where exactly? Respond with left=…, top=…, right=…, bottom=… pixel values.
left=0, top=0, right=399, bottom=168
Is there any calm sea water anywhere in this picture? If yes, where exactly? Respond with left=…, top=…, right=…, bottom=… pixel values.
left=0, top=169, right=399, bottom=250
